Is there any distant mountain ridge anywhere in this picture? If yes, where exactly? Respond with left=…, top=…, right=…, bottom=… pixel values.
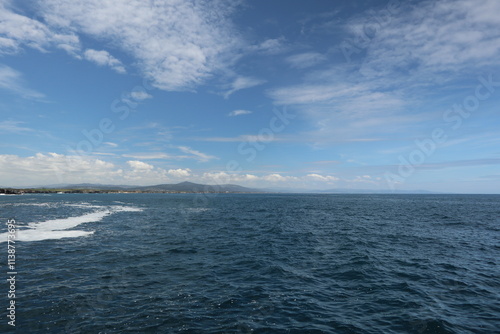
left=42, top=181, right=263, bottom=193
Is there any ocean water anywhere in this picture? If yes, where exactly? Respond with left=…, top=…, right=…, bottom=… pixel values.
left=0, top=193, right=499, bottom=333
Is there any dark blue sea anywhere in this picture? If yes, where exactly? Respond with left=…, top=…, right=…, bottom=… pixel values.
left=0, top=193, right=499, bottom=333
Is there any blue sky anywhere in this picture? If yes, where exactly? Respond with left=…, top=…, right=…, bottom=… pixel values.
left=1, top=0, right=500, bottom=193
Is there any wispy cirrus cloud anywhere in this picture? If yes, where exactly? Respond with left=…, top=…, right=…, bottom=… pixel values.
left=176, top=146, right=217, bottom=162
left=122, top=153, right=174, bottom=160
left=223, top=76, right=266, bottom=99
left=196, top=134, right=277, bottom=143
left=228, top=109, right=252, bottom=117
left=285, top=52, right=326, bottom=69
left=122, top=146, right=217, bottom=163
left=269, top=0, right=500, bottom=146
left=268, top=79, right=410, bottom=144
left=0, top=65, right=45, bottom=99
left=353, top=0, right=500, bottom=81
left=83, top=49, right=126, bottom=74
left=249, top=37, right=288, bottom=55
left=0, top=120, right=35, bottom=134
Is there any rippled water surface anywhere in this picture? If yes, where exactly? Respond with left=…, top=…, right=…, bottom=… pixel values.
left=1, top=193, right=499, bottom=333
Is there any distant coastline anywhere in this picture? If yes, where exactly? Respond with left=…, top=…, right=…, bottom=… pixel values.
left=0, top=188, right=261, bottom=195
left=3, top=181, right=492, bottom=195
left=0, top=181, right=266, bottom=195
left=0, top=188, right=219, bottom=194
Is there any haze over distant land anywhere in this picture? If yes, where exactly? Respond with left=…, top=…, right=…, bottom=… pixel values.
left=1, top=0, right=500, bottom=194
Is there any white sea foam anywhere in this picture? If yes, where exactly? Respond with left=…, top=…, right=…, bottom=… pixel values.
left=5, top=229, right=95, bottom=242
left=0, top=205, right=143, bottom=242
left=28, top=210, right=111, bottom=231
left=110, top=206, right=143, bottom=212
left=9, top=202, right=102, bottom=209
left=11, top=202, right=56, bottom=207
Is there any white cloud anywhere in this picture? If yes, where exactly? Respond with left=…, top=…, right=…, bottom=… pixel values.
left=123, top=161, right=191, bottom=182
left=262, top=174, right=297, bottom=182
left=130, top=91, right=152, bottom=100
left=122, top=163, right=192, bottom=183
left=201, top=172, right=271, bottom=185
left=127, top=160, right=153, bottom=171
left=285, top=52, right=327, bottom=69
left=0, top=0, right=80, bottom=55
left=167, top=168, right=191, bottom=178
left=223, top=76, right=266, bottom=98
left=0, top=65, right=45, bottom=99
left=199, top=171, right=342, bottom=187
left=201, top=172, right=232, bottom=184
left=241, top=174, right=259, bottom=181
left=34, top=0, right=242, bottom=91
left=305, top=174, right=339, bottom=182
left=83, top=49, right=126, bottom=74
left=176, top=146, right=217, bottom=162
left=228, top=109, right=252, bottom=117
left=251, top=37, right=287, bottom=55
